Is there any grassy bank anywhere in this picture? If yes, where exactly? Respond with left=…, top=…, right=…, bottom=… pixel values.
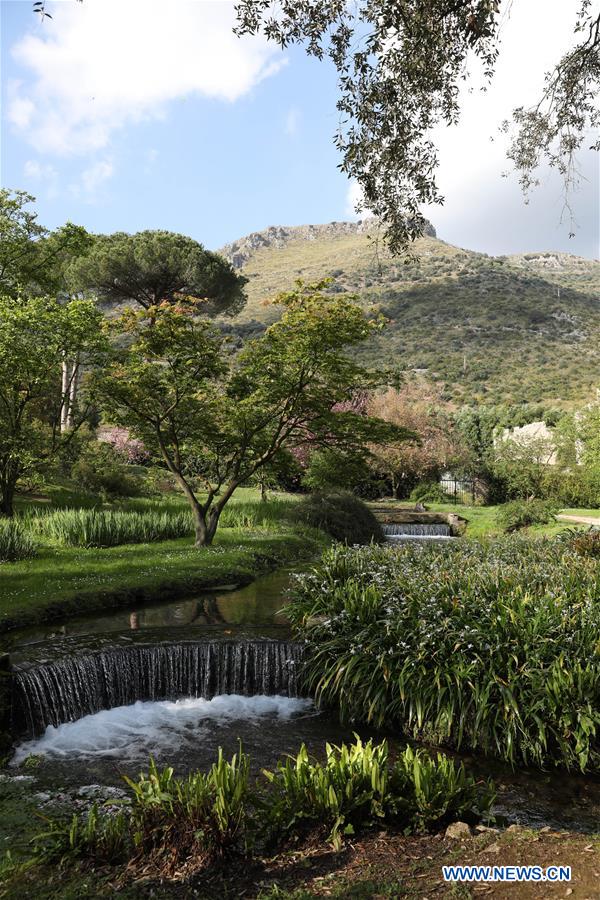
left=0, top=527, right=324, bottom=634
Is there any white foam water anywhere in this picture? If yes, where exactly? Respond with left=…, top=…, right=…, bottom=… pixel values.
left=12, top=694, right=314, bottom=764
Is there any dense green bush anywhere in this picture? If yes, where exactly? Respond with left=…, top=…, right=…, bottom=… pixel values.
left=31, top=508, right=193, bottom=548
left=409, top=481, right=452, bottom=504
left=0, top=519, right=37, bottom=562
left=71, top=441, right=141, bottom=499
left=496, top=499, right=557, bottom=532
left=288, top=491, right=383, bottom=544
left=565, top=527, right=600, bottom=558
left=288, top=540, right=600, bottom=772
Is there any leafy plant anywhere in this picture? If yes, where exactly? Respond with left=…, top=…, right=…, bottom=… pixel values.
left=34, top=803, right=129, bottom=864
left=30, top=508, right=193, bottom=548
left=288, top=540, right=600, bottom=772
left=409, top=481, right=452, bottom=504
left=565, top=527, right=600, bottom=558
left=261, top=738, right=491, bottom=849
left=71, top=440, right=142, bottom=499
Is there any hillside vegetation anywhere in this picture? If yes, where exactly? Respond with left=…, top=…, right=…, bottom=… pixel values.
left=220, top=222, right=600, bottom=404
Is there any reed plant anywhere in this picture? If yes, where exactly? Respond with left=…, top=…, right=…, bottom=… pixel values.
left=29, top=508, right=193, bottom=548
left=0, top=519, right=37, bottom=562
left=288, top=539, right=600, bottom=772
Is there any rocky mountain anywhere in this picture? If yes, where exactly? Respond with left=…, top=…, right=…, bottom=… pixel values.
left=220, top=219, right=437, bottom=269
left=218, top=221, right=600, bottom=406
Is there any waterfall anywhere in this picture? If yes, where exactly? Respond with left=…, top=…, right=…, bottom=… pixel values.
left=12, top=640, right=305, bottom=737
left=382, top=522, right=452, bottom=539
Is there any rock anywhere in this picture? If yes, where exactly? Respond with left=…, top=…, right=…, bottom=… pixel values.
left=482, top=842, right=501, bottom=854
left=506, top=824, right=525, bottom=833
left=445, top=821, right=472, bottom=840
left=475, top=825, right=499, bottom=833
left=219, top=220, right=437, bottom=269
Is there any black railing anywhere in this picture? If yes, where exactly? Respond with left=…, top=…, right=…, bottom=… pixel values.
left=440, top=476, right=478, bottom=505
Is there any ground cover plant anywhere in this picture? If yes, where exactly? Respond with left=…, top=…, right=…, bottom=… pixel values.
left=32, top=739, right=491, bottom=880
left=496, top=498, right=557, bottom=533
left=287, top=539, right=600, bottom=772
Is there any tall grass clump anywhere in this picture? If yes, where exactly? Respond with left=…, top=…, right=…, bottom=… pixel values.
left=287, top=491, right=383, bottom=544
left=0, top=519, right=36, bottom=562
left=31, top=508, right=193, bottom=548
left=219, top=498, right=295, bottom=529
left=288, top=539, right=600, bottom=772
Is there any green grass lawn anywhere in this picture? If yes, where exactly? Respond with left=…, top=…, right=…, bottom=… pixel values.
left=559, top=507, right=600, bottom=518
left=422, top=503, right=591, bottom=539
left=0, top=526, right=324, bottom=632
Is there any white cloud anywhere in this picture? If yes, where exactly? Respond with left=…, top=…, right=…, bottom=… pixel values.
left=427, top=0, right=598, bottom=255
left=345, top=180, right=374, bottom=219
left=8, top=0, right=287, bottom=156
left=23, top=158, right=59, bottom=199
left=7, top=87, right=35, bottom=129
left=80, top=158, right=114, bottom=194
left=284, top=107, right=300, bottom=136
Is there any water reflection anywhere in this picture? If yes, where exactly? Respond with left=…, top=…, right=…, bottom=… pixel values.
left=2, top=568, right=301, bottom=654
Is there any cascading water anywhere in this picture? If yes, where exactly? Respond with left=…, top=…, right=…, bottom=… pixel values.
left=382, top=522, right=453, bottom=540
left=12, top=639, right=304, bottom=737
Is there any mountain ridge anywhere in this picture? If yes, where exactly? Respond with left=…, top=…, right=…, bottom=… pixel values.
left=218, top=221, right=600, bottom=406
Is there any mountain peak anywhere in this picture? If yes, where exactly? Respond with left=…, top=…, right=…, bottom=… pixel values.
left=220, top=219, right=437, bottom=269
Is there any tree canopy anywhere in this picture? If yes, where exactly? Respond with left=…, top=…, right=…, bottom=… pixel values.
left=0, top=189, right=92, bottom=298
left=0, top=293, right=106, bottom=515
left=68, top=229, right=247, bottom=318
left=96, top=281, right=402, bottom=545
left=235, top=0, right=600, bottom=252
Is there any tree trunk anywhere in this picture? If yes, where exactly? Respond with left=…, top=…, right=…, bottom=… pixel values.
left=260, top=478, right=268, bottom=502
left=0, top=471, right=16, bottom=518
left=60, top=356, right=71, bottom=433
left=66, top=356, right=80, bottom=430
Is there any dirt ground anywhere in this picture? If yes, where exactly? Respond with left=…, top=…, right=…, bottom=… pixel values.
left=3, top=826, right=599, bottom=899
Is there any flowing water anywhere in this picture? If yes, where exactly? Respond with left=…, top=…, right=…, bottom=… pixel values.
left=382, top=522, right=454, bottom=540
left=4, top=566, right=600, bottom=832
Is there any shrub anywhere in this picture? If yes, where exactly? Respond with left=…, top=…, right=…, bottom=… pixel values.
left=35, top=750, right=250, bottom=877
left=497, top=498, right=557, bottom=532
left=0, top=519, right=37, bottom=562
left=31, top=508, right=193, bottom=548
left=71, top=441, right=141, bottom=499
left=409, top=481, right=452, bottom=504
left=565, top=527, right=600, bottom=558
left=288, top=491, right=383, bottom=544
left=288, top=540, right=600, bottom=772
left=35, top=743, right=491, bottom=870
left=123, top=751, right=249, bottom=874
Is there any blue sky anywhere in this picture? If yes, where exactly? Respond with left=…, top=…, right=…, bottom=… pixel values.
left=1, top=0, right=598, bottom=258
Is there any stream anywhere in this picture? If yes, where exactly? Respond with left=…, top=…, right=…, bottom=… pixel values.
left=3, top=566, right=600, bottom=832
